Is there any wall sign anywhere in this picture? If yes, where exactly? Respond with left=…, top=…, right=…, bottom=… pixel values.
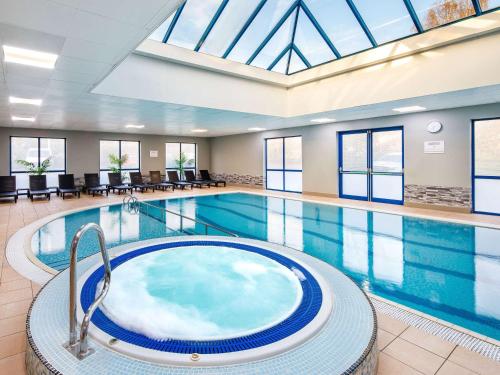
left=424, top=140, right=444, bottom=154
left=149, top=150, right=158, bottom=158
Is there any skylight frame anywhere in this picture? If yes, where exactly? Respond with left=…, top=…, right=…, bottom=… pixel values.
left=151, top=0, right=499, bottom=75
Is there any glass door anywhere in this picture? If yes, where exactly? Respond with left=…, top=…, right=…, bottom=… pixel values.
left=472, top=118, right=500, bottom=215
left=371, top=127, right=404, bottom=204
left=339, top=127, right=404, bottom=205
left=338, top=131, right=369, bottom=200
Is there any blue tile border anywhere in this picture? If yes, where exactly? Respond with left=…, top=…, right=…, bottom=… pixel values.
left=81, top=240, right=323, bottom=354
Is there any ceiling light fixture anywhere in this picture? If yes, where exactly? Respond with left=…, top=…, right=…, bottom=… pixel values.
left=310, top=117, right=335, bottom=123
left=2, top=45, right=58, bottom=69
left=248, top=127, right=266, bottom=131
left=12, top=116, right=36, bottom=122
left=9, top=96, right=43, bottom=106
left=125, top=124, right=145, bottom=129
left=392, top=106, right=426, bottom=113
left=191, top=129, right=208, bottom=133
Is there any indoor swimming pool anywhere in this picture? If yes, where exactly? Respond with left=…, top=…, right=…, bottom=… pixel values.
left=32, top=192, right=500, bottom=340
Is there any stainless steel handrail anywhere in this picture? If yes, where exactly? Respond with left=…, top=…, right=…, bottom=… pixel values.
left=64, top=223, right=111, bottom=359
left=124, top=194, right=238, bottom=237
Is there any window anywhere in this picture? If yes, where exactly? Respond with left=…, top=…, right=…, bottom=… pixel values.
left=99, top=140, right=140, bottom=184
left=10, top=137, right=66, bottom=189
left=165, top=142, right=197, bottom=178
left=265, top=136, right=302, bottom=193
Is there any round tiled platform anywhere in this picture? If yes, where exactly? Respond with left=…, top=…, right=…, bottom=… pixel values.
left=26, top=237, right=378, bottom=375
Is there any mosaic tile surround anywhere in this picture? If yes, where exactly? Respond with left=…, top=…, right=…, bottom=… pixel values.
left=26, top=237, right=377, bottom=375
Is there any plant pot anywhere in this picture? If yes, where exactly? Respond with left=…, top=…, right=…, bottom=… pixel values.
left=29, top=175, right=47, bottom=190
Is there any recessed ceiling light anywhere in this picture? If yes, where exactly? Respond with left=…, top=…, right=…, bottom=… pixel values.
left=125, top=124, right=145, bottom=129
left=248, top=127, right=266, bottom=131
left=2, top=45, right=58, bottom=69
left=12, top=116, right=36, bottom=122
left=392, top=106, right=426, bottom=113
left=310, top=117, right=335, bottom=123
left=9, top=96, right=42, bottom=106
left=191, top=129, right=208, bottom=133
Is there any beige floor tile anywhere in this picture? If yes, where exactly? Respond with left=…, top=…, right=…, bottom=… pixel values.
left=437, top=361, right=479, bottom=375
left=384, top=338, right=445, bottom=375
left=0, top=279, right=31, bottom=293
left=0, top=315, right=26, bottom=338
left=448, top=346, right=500, bottom=375
left=0, top=268, right=25, bottom=283
left=0, top=300, right=32, bottom=319
left=0, top=332, right=26, bottom=360
left=377, top=313, right=409, bottom=336
left=0, top=288, right=33, bottom=306
left=377, top=352, right=424, bottom=375
left=378, top=329, right=396, bottom=350
left=400, top=326, right=456, bottom=358
left=0, top=352, right=26, bottom=375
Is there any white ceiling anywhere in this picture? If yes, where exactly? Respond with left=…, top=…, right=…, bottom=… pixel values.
left=0, top=0, right=499, bottom=137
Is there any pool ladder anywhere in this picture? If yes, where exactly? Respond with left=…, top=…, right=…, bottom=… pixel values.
left=64, top=223, right=111, bottom=360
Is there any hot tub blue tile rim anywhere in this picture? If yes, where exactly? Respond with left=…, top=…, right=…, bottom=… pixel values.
left=80, top=240, right=323, bottom=354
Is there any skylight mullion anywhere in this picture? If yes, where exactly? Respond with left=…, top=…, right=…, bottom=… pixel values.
left=292, top=45, right=311, bottom=69
left=194, top=0, right=229, bottom=52
left=286, top=7, right=301, bottom=74
left=344, top=0, right=377, bottom=47
left=246, top=0, right=301, bottom=65
left=222, top=0, right=267, bottom=59
left=470, top=0, right=483, bottom=15
left=403, top=0, right=424, bottom=33
left=268, top=44, right=292, bottom=71
left=299, top=1, right=341, bottom=59
left=162, top=1, right=186, bottom=43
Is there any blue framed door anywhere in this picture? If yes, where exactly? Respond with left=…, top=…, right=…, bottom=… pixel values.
left=472, top=118, right=500, bottom=215
left=339, top=127, right=404, bottom=205
left=265, top=136, right=302, bottom=193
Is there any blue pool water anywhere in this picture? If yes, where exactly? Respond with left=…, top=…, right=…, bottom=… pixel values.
left=33, top=192, right=500, bottom=340
left=98, top=245, right=302, bottom=341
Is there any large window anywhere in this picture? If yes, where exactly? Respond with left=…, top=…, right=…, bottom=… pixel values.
left=10, top=137, right=66, bottom=189
left=99, top=140, right=140, bottom=184
left=265, top=136, right=302, bottom=193
left=165, top=143, right=196, bottom=178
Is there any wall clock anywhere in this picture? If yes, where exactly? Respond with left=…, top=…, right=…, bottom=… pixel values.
left=427, top=121, right=442, bottom=133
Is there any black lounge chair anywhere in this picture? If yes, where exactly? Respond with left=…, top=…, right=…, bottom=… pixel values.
left=57, top=174, right=80, bottom=199
left=149, top=171, right=173, bottom=191
left=200, top=170, right=226, bottom=187
left=184, top=170, right=211, bottom=188
left=129, top=172, right=153, bottom=193
left=84, top=174, right=109, bottom=197
left=167, top=171, right=193, bottom=190
left=29, top=175, right=51, bottom=201
left=0, top=176, right=18, bottom=203
left=107, top=173, right=133, bottom=195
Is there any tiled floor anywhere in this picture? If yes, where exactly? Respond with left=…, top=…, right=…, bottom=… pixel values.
left=0, top=186, right=499, bottom=375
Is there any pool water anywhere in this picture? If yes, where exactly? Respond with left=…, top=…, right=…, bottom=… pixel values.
left=99, top=245, right=302, bottom=340
left=33, top=192, right=500, bottom=340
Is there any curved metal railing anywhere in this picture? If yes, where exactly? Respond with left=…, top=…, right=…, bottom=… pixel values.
left=64, top=223, right=111, bottom=359
left=123, top=194, right=238, bottom=237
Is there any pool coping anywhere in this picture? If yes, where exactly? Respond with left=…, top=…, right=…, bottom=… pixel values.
left=6, top=189, right=500, bottom=360
left=25, top=236, right=378, bottom=375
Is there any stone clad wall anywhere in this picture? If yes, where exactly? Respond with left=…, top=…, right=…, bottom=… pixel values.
left=404, top=185, right=471, bottom=209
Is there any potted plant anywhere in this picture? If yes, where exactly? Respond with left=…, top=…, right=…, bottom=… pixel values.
left=108, top=154, right=128, bottom=180
left=16, top=157, right=52, bottom=192
left=175, top=152, right=194, bottom=179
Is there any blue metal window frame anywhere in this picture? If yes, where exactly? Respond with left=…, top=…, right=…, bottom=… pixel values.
left=338, top=126, right=404, bottom=205
left=159, top=0, right=498, bottom=75
left=471, top=117, right=500, bottom=216
left=265, top=135, right=303, bottom=193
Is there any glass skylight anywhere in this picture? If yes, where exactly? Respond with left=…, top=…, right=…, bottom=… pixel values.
left=150, top=0, right=499, bottom=75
